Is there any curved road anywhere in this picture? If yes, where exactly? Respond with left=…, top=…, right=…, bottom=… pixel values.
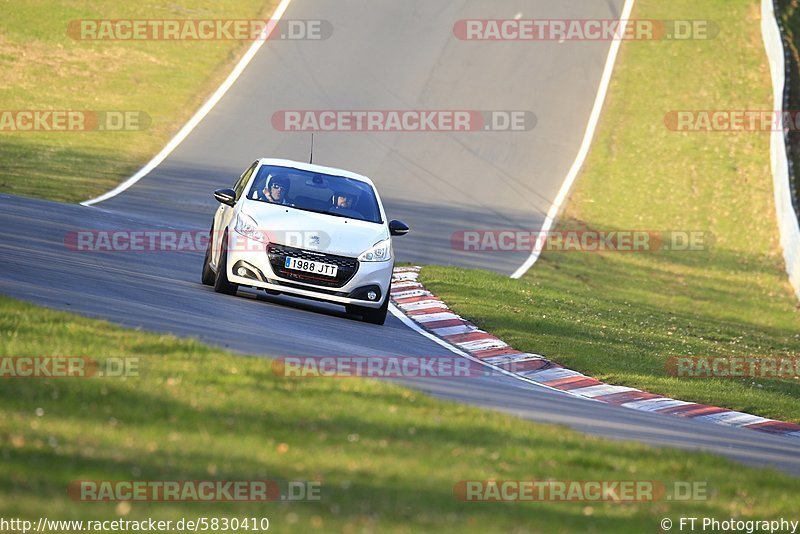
left=2, top=0, right=800, bottom=475
left=96, top=0, right=625, bottom=275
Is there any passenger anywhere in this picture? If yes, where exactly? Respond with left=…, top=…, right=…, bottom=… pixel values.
left=332, top=191, right=356, bottom=210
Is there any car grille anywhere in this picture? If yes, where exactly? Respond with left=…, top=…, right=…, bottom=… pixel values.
left=267, top=244, right=359, bottom=288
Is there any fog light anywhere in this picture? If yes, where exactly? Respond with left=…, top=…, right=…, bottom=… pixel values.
left=237, top=267, right=247, bottom=276
left=367, top=291, right=377, bottom=301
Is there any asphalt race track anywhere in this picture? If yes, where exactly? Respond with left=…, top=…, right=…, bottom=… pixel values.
left=2, top=0, right=799, bottom=475
left=94, top=0, right=628, bottom=275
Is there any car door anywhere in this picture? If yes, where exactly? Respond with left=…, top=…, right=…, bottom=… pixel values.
left=212, top=161, right=258, bottom=267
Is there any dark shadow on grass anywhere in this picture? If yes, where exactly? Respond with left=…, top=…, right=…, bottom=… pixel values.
left=2, top=371, right=795, bottom=531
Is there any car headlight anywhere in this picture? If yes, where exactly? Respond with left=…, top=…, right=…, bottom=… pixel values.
left=359, top=237, right=392, bottom=262
left=234, top=213, right=269, bottom=243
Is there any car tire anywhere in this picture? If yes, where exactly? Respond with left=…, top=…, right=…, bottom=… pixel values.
left=201, top=228, right=216, bottom=286
left=213, top=232, right=239, bottom=295
left=357, top=295, right=389, bottom=324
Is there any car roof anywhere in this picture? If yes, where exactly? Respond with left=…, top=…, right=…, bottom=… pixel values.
left=256, top=158, right=376, bottom=188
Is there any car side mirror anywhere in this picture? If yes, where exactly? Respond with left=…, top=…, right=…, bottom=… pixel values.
left=214, top=188, right=237, bottom=207
left=389, top=220, right=409, bottom=236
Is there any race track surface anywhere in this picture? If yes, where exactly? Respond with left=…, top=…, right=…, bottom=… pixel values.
left=3, top=0, right=799, bottom=475
left=98, top=0, right=626, bottom=274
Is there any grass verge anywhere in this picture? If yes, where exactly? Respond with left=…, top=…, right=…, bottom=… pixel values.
left=0, top=1, right=275, bottom=203
left=420, top=0, right=800, bottom=423
left=1, top=295, right=799, bottom=532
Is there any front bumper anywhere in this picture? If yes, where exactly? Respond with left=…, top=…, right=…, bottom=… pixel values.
left=225, top=235, right=393, bottom=308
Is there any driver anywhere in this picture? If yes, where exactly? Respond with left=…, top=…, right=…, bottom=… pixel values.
left=260, top=175, right=290, bottom=204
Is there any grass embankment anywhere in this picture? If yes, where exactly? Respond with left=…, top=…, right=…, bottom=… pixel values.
left=0, top=1, right=274, bottom=203
left=2, top=295, right=800, bottom=532
left=422, top=0, right=800, bottom=423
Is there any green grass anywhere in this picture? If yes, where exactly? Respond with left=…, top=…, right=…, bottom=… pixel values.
left=0, top=1, right=275, bottom=203
left=421, top=0, right=800, bottom=424
left=2, top=0, right=799, bottom=529
left=2, top=295, right=800, bottom=532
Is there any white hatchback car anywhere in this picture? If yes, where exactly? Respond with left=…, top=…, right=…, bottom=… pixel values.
left=201, top=158, right=409, bottom=325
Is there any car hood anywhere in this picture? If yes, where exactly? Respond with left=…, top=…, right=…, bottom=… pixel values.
left=242, top=202, right=389, bottom=257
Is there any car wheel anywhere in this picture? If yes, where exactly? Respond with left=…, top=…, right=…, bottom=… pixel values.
left=213, top=232, right=239, bottom=295
left=357, top=295, right=389, bottom=325
left=201, top=227, right=215, bottom=286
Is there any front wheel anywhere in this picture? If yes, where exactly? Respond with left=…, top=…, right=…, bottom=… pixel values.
left=349, top=295, right=389, bottom=325
left=201, top=228, right=215, bottom=286
left=213, top=233, right=239, bottom=296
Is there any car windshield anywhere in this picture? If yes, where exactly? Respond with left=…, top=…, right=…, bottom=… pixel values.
left=246, top=165, right=383, bottom=223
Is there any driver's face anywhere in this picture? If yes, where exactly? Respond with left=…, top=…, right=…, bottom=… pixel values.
left=268, top=183, right=285, bottom=201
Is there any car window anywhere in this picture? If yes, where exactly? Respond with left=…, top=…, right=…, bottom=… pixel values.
left=233, top=162, right=258, bottom=200
left=247, top=165, right=383, bottom=223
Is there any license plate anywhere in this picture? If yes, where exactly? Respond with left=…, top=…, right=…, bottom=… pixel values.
left=284, top=256, right=338, bottom=277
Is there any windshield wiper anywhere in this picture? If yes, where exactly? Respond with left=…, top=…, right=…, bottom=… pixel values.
left=292, top=206, right=328, bottom=216
left=293, top=205, right=357, bottom=220
left=324, top=210, right=351, bottom=219
left=273, top=202, right=373, bottom=222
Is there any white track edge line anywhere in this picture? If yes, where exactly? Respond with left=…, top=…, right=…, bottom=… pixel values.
left=390, top=301, right=800, bottom=438
left=392, top=277, right=800, bottom=439
left=80, top=0, right=294, bottom=207
left=388, top=303, right=596, bottom=400
left=510, top=0, right=636, bottom=279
